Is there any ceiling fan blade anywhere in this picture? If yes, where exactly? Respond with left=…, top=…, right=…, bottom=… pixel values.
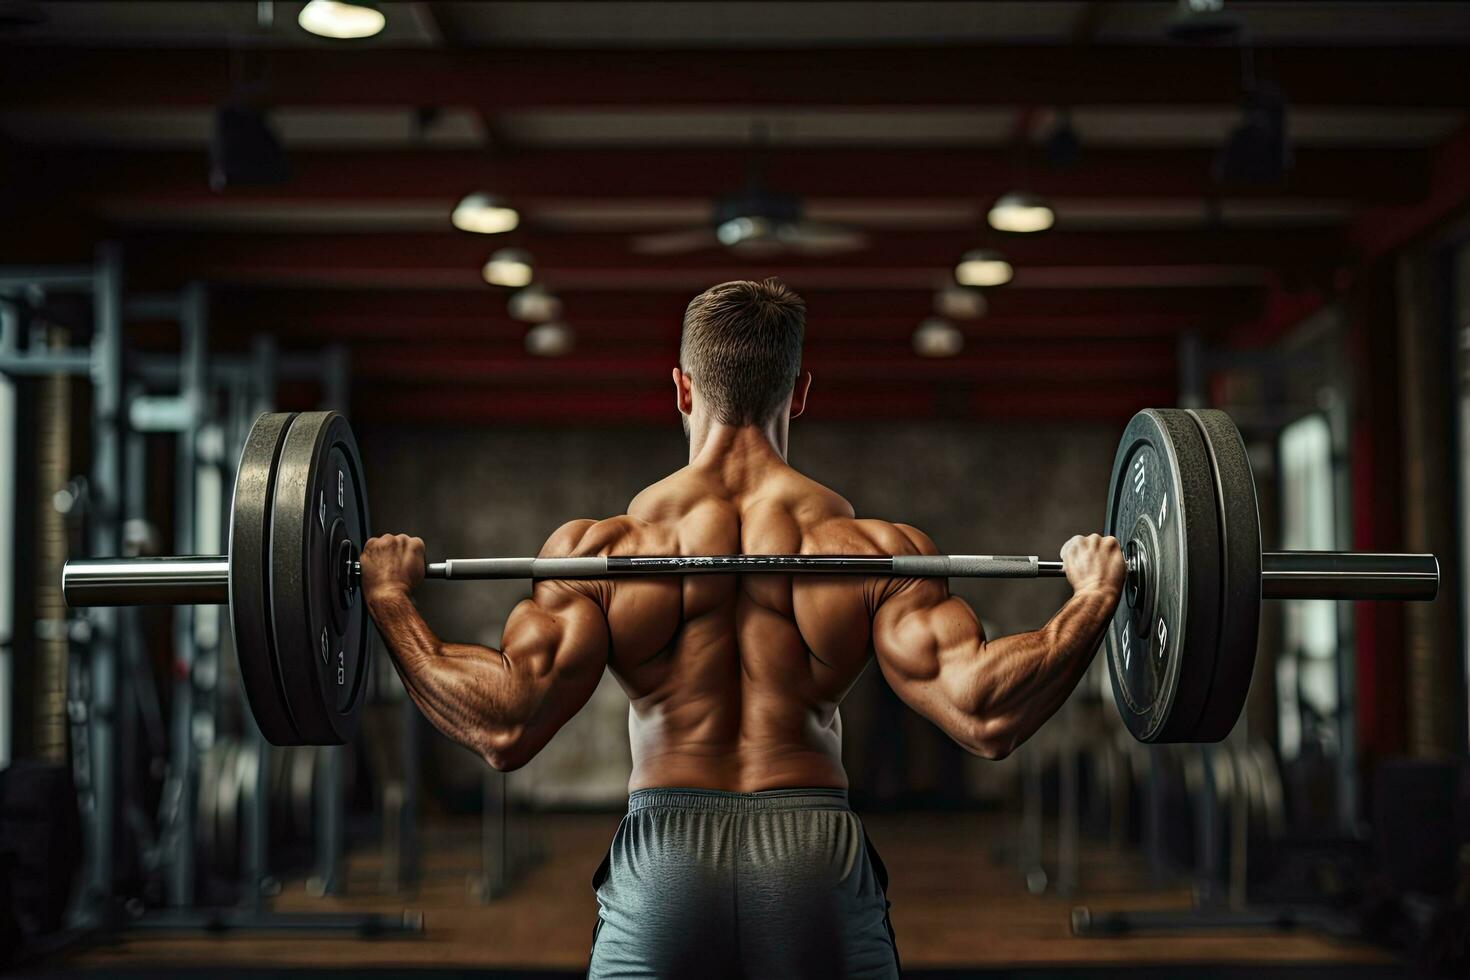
left=728, top=237, right=787, bottom=259
left=630, top=228, right=721, bottom=255
left=778, top=222, right=870, bottom=254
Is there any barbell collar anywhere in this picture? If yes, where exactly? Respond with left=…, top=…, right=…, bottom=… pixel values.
left=1260, top=551, right=1439, bottom=601
left=63, top=555, right=230, bottom=607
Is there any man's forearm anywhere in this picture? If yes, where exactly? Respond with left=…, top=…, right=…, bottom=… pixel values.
left=969, top=587, right=1117, bottom=752
left=367, top=590, right=526, bottom=756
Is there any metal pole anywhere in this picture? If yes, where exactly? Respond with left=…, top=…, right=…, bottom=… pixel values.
left=63, top=557, right=230, bottom=606
left=1259, top=551, right=1439, bottom=601
left=79, top=242, right=125, bottom=924
left=476, top=768, right=509, bottom=902
left=243, top=331, right=274, bottom=908
left=166, top=282, right=208, bottom=906
left=117, top=385, right=149, bottom=883
left=1146, top=747, right=1165, bottom=882
left=1196, top=746, right=1222, bottom=905
left=401, top=698, right=420, bottom=890
left=1327, top=399, right=1360, bottom=835
left=1019, top=743, right=1046, bottom=893
left=1057, top=699, right=1079, bottom=897
left=0, top=301, right=17, bottom=766
left=242, top=717, right=271, bottom=909
left=0, top=267, right=95, bottom=291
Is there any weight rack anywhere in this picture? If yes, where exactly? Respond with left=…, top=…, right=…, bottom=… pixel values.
left=0, top=246, right=420, bottom=939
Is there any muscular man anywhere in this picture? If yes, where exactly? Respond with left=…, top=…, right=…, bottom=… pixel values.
left=361, top=278, right=1124, bottom=979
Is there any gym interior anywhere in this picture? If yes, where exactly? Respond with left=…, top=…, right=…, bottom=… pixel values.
left=1, top=2, right=1469, bottom=977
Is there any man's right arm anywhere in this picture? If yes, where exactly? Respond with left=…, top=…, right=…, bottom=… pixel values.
left=870, top=528, right=1123, bottom=760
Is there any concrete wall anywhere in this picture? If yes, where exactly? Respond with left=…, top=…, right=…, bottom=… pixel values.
left=361, top=418, right=1120, bottom=806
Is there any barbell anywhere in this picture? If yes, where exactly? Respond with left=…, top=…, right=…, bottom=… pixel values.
left=61, top=409, right=1438, bottom=747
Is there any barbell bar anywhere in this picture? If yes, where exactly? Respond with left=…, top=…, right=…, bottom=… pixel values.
left=58, top=408, right=1441, bottom=748
left=62, top=550, right=1438, bottom=606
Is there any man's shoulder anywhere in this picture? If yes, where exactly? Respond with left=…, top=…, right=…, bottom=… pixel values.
left=539, top=514, right=658, bottom=557
left=779, top=468, right=855, bottom=520
left=626, top=467, right=702, bottom=522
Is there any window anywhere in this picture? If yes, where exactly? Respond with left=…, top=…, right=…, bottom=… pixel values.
left=1277, top=413, right=1340, bottom=760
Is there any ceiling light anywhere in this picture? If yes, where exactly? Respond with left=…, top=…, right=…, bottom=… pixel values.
left=298, top=1, right=385, bottom=39
left=525, top=321, right=575, bottom=357
left=1166, top=0, right=1241, bottom=42
left=483, top=249, right=533, bottom=288
left=716, top=215, right=775, bottom=247
left=913, top=318, right=964, bottom=358
left=955, top=249, right=1013, bottom=288
left=452, top=192, right=520, bottom=234
left=508, top=284, right=562, bottom=323
left=935, top=285, right=987, bottom=320
left=987, top=191, right=1055, bottom=234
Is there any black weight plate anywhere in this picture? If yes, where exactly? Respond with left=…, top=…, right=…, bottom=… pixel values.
left=268, top=411, right=371, bottom=745
left=229, top=412, right=302, bottom=745
left=1186, top=408, right=1262, bottom=741
left=1103, top=408, right=1222, bottom=742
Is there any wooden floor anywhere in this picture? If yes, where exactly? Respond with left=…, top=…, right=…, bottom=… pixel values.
left=72, top=811, right=1392, bottom=973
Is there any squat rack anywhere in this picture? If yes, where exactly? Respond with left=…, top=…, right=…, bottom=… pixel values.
left=0, top=245, right=419, bottom=937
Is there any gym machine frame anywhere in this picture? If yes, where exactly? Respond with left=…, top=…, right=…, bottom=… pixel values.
left=0, top=248, right=418, bottom=940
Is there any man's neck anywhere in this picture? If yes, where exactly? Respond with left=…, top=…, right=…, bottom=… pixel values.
left=688, top=422, right=787, bottom=473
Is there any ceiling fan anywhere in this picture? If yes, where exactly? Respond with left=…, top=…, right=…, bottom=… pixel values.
left=630, top=127, right=869, bottom=257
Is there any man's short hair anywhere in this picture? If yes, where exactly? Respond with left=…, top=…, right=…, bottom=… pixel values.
left=679, top=278, right=806, bottom=426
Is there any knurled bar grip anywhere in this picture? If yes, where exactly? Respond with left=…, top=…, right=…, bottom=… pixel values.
left=426, top=555, right=1065, bottom=579
left=893, top=555, right=1063, bottom=577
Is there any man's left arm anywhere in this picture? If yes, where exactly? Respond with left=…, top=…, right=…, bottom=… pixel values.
left=361, top=523, right=609, bottom=771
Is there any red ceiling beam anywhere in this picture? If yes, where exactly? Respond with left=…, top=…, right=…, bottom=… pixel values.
left=197, top=313, right=1211, bottom=346
left=1351, top=121, right=1470, bottom=259
left=349, top=343, right=1174, bottom=386
left=4, top=47, right=1467, bottom=109
left=39, top=146, right=1426, bottom=205
left=214, top=286, right=1260, bottom=319
left=1225, top=121, right=1470, bottom=350
left=129, top=264, right=1260, bottom=293
left=120, top=229, right=1352, bottom=281
left=117, top=232, right=1297, bottom=292
left=350, top=384, right=1176, bottom=427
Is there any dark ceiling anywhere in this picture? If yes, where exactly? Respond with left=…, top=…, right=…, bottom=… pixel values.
left=2, top=2, right=1469, bottom=423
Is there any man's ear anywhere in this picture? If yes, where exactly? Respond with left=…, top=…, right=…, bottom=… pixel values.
left=672, top=367, right=694, bottom=416
left=789, top=371, right=813, bottom=420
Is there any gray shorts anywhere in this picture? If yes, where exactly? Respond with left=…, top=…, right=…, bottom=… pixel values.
left=588, top=787, right=900, bottom=980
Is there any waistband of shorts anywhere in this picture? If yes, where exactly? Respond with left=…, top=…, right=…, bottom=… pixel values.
left=627, top=787, right=850, bottom=814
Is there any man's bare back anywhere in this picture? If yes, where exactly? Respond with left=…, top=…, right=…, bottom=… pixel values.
left=360, top=423, right=1122, bottom=793
left=556, top=426, right=930, bottom=792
